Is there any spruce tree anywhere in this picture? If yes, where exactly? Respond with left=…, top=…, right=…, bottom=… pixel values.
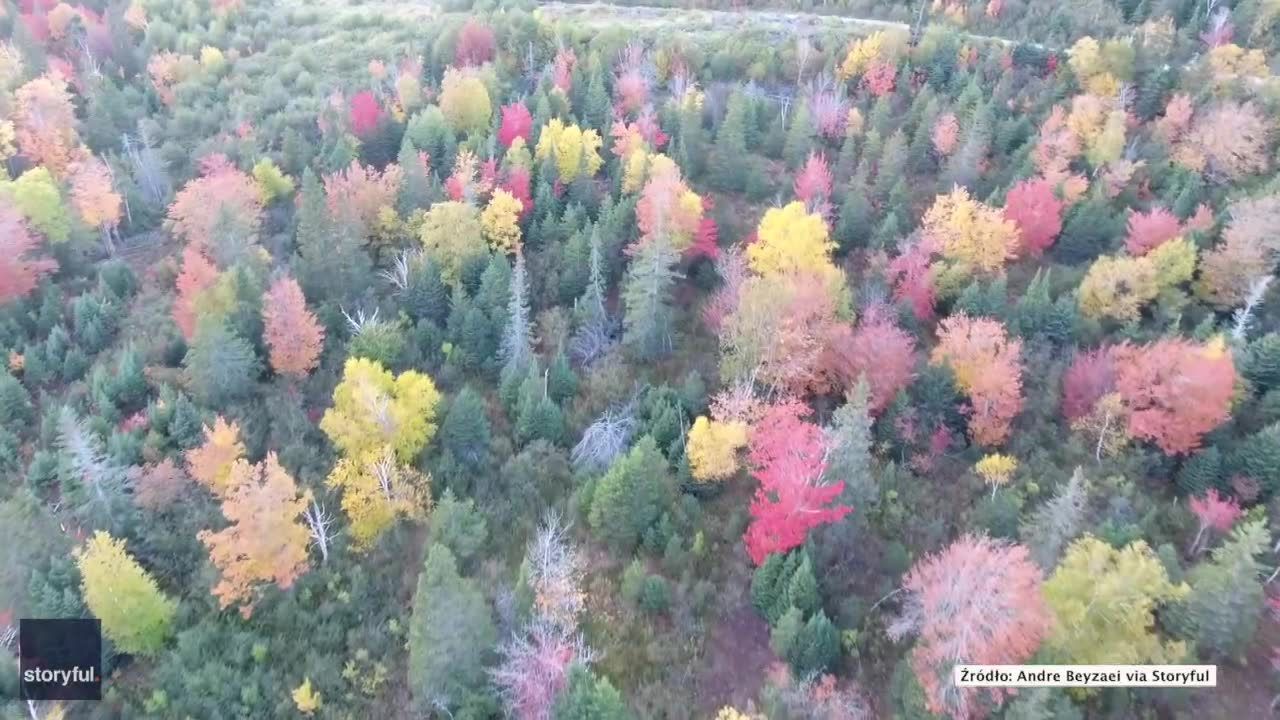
left=621, top=236, right=681, bottom=360
left=295, top=168, right=371, bottom=305
left=1177, top=519, right=1269, bottom=659
left=500, top=252, right=534, bottom=379
left=710, top=92, right=749, bottom=192
left=782, top=103, right=813, bottom=169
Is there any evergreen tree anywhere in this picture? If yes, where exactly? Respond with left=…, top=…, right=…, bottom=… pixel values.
left=403, top=255, right=451, bottom=325
left=782, top=103, right=814, bottom=169
left=295, top=168, right=371, bottom=305
left=1020, top=467, right=1089, bottom=570
left=584, top=57, right=611, bottom=132
left=874, top=129, right=909, bottom=203
left=0, top=371, right=33, bottom=427
left=826, top=379, right=875, bottom=506
left=515, top=366, right=565, bottom=447
left=834, top=173, right=873, bottom=253
left=622, top=237, right=681, bottom=360
left=408, top=544, right=496, bottom=714
left=547, top=351, right=578, bottom=403
left=1244, top=334, right=1280, bottom=394
left=1177, top=519, right=1269, bottom=659
left=1228, top=424, right=1280, bottom=497
left=1176, top=448, right=1222, bottom=496
left=710, top=92, right=749, bottom=192
left=397, top=137, right=431, bottom=215
left=553, top=666, right=633, bottom=720
left=588, top=436, right=670, bottom=552
left=441, top=386, right=491, bottom=469
left=501, top=252, right=534, bottom=379
left=183, top=321, right=261, bottom=409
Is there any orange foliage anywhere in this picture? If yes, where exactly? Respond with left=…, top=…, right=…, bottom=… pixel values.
left=166, top=155, right=263, bottom=254
left=1113, top=339, right=1236, bottom=455
left=0, top=202, right=58, bottom=305
left=172, top=246, right=219, bottom=341
left=14, top=73, right=80, bottom=176
left=932, top=315, right=1024, bottom=447
left=262, top=275, right=325, bottom=378
left=185, top=416, right=247, bottom=497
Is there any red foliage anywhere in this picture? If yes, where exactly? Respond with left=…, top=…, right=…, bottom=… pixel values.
left=900, top=536, right=1050, bottom=720
left=793, top=152, right=833, bottom=220
left=262, top=275, right=325, bottom=379
left=166, top=154, right=263, bottom=254
left=0, top=202, right=58, bottom=305
left=1190, top=489, right=1242, bottom=534
left=348, top=90, right=383, bottom=138
left=1113, top=339, right=1236, bottom=455
left=744, top=401, right=852, bottom=565
left=1061, top=347, right=1116, bottom=422
left=1124, top=207, right=1182, bottom=256
left=498, top=103, right=533, bottom=148
left=614, top=68, right=649, bottom=115
left=323, top=160, right=403, bottom=230
left=819, top=304, right=918, bottom=414
left=686, top=196, right=720, bottom=262
left=552, top=47, right=576, bottom=95
left=1003, top=178, right=1064, bottom=257
left=861, top=60, right=897, bottom=97
left=455, top=19, right=496, bottom=67
left=172, top=246, right=219, bottom=341
left=931, top=112, right=960, bottom=156
left=634, top=108, right=668, bottom=149
left=887, top=236, right=939, bottom=320
left=635, top=163, right=701, bottom=248
left=501, top=167, right=534, bottom=222
left=808, top=89, right=848, bottom=140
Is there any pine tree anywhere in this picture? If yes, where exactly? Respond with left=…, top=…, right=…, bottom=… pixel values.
left=183, top=320, right=261, bottom=408
left=825, top=379, right=875, bottom=506
left=834, top=173, right=872, bottom=253
left=874, top=129, right=908, bottom=203
left=553, top=666, right=632, bottom=720
left=408, top=544, right=496, bottom=714
left=710, top=93, right=749, bottom=192
left=782, top=103, right=814, bottom=170
left=571, top=226, right=613, bottom=364
left=501, top=252, right=534, bottom=379
left=1019, top=467, right=1089, bottom=570
left=588, top=436, right=670, bottom=551
left=1176, top=447, right=1222, bottom=496
left=584, top=59, right=611, bottom=132
left=295, top=168, right=371, bottom=305
left=622, top=237, right=681, bottom=360
left=786, top=555, right=820, bottom=616
left=1228, top=424, right=1280, bottom=497
left=441, top=386, right=491, bottom=469
left=1177, top=518, right=1269, bottom=659
left=397, top=137, right=431, bottom=215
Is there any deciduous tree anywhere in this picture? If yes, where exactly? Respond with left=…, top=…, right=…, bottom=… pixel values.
left=686, top=416, right=748, bottom=483
left=262, top=275, right=325, bottom=378
left=439, top=68, right=492, bottom=134
left=455, top=19, right=496, bottom=67
left=482, top=189, right=524, bottom=254
left=1002, top=178, right=1063, bottom=257
left=1112, top=338, right=1236, bottom=455
left=14, top=73, right=79, bottom=176
left=326, top=445, right=430, bottom=551
left=198, top=454, right=311, bottom=617
left=931, top=315, right=1024, bottom=446
left=924, top=187, right=1019, bottom=274
left=76, top=531, right=176, bottom=656
left=185, top=416, right=246, bottom=497
left=0, top=202, right=57, bottom=305
left=320, top=358, right=442, bottom=462
left=535, top=119, right=603, bottom=182
left=166, top=155, right=263, bottom=256
left=498, top=103, right=533, bottom=148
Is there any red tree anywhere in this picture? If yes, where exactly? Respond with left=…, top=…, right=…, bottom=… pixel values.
left=499, top=103, right=533, bottom=148
left=819, top=303, right=918, bottom=413
left=1003, top=178, right=1064, bottom=257
left=1061, top=347, right=1116, bottom=422
left=686, top=196, right=720, bottom=261
left=1125, top=207, right=1182, bottom=256
left=861, top=60, right=897, bottom=97
left=348, top=90, right=383, bottom=138
left=887, top=235, right=939, bottom=320
left=1189, top=488, right=1242, bottom=554
left=895, top=536, right=1050, bottom=720
left=793, top=152, right=833, bottom=220
left=262, top=275, right=325, bottom=379
left=455, top=19, right=496, bottom=67
left=172, top=246, right=219, bottom=340
left=166, top=155, right=263, bottom=254
left=744, top=401, right=852, bottom=564
left=552, top=47, right=576, bottom=95
left=1113, top=339, right=1236, bottom=455
left=0, top=202, right=58, bottom=305
left=501, top=166, right=533, bottom=222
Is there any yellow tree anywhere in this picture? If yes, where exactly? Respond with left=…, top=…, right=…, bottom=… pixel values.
left=535, top=118, right=603, bottom=182
left=1076, top=254, right=1158, bottom=322
left=320, top=357, right=442, bottom=462
left=481, top=189, right=523, bottom=254
left=439, top=68, right=492, bottom=134
left=686, top=416, right=748, bottom=482
left=325, top=444, right=431, bottom=550
left=198, top=454, right=311, bottom=617
left=748, top=201, right=838, bottom=279
left=419, top=200, right=485, bottom=285
left=975, top=453, right=1017, bottom=498
left=14, top=73, right=80, bottom=176
left=76, top=531, right=176, bottom=656
left=67, top=157, right=122, bottom=251
left=923, top=187, right=1018, bottom=274
left=186, top=416, right=247, bottom=497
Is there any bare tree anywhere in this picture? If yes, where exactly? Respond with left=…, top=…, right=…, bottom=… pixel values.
left=571, top=400, right=638, bottom=473
left=302, top=499, right=335, bottom=564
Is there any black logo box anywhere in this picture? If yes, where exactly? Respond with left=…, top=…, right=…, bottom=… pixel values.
left=19, top=619, right=102, bottom=701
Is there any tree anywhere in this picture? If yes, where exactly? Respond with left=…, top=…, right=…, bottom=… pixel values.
left=621, top=228, right=681, bottom=360
left=1197, top=193, right=1280, bottom=308
left=793, top=152, right=833, bottom=218
left=493, top=619, right=591, bottom=720
left=1179, top=518, right=1269, bottom=660
left=419, top=200, right=486, bottom=285
left=931, top=315, right=1024, bottom=447
left=262, top=275, right=324, bottom=379
left=134, top=459, right=188, bottom=511
left=1003, top=178, right=1063, bottom=257
left=408, top=544, right=496, bottom=714
left=321, top=358, right=442, bottom=462
left=820, top=304, right=917, bottom=413
left=719, top=273, right=839, bottom=394
left=501, top=252, right=534, bottom=379
left=588, top=436, right=669, bottom=552
left=186, top=416, right=247, bottom=497
left=455, top=19, right=496, bottom=67
left=0, top=202, right=57, bottom=304
left=975, top=453, right=1017, bottom=498
left=1175, top=102, right=1270, bottom=182
left=75, top=531, right=176, bottom=656
left=14, top=73, right=79, bottom=176
left=1076, top=253, right=1159, bottom=323
left=1113, top=338, right=1236, bottom=455
left=166, top=155, right=263, bottom=256
left=748, top=202, right=837, bottom=279
left=1042, top=536, right=1188, bottom=665
left=326, top=445, right=431, bottom=551
left=441, top=386, right=492, bottom=470
left=67, top=157, right=122, bottom=251
left=1020, top=468, right=1089, bottom=570
left=552, top=666, right=631, bottom=720
left=1188, top=489, right=1243, bottom=556
left=536, top=119, right=604, bottom=182
left=483, top=189, right=524, bottom=254
left=931, top=112, right=959, bottom=156
left=1125, top=207, right=1182, bottom=256
left=183, top=321, right=261, bottom=407
left=172, top=246, right=219, bottom=340
left=924, top=186, right=1019, bottom=274
left=296, top=168, right=371, bottom=304
left=439, top=68, right=492, bottom=134
left=744, top=401, right=852, bottom=564
left=198, top=454, right=311, bottom=617
left=686, top=416, right=748, bottom=483
left=499, top=103, right=534, bottom=148
left=323, top=160, right=402, bottom=234
left=891, top=536, right=1050, bottom=720
left=252, top=158, right=294, bottom=203
left=292, top=678, right=321, bottom=715
left=0, top=166, right=72, bottom=243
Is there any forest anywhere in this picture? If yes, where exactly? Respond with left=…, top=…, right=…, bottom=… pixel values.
left=2, top=0, right=1280, bottom=717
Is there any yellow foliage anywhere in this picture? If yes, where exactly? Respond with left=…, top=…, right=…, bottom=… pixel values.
left=76, top=531, right=176, bottom=657
left=535, top=118, right=603, bottom=182
left=1146, top=236, right=1197, bottom=290
left=1208, top=44, right=1269, bottom=81
left=922, top=187, right=1018, bottom=274
left=326, top=445, right=431, bottom=551
left=845, top=107, right=864, bottom=137
left=622, top=149, right=651, bottom=194
left=481, top=189, right=523, bottom=254
left=320, top=358, right=442, bottom=462
left=748, top=202, right=837, bottom=278
left=504, top=136, right=532, bottom=170
left=199, top=46, right=225, bottom=71
left=186, top=416, right=247, bottom=497
left=838, top=31, right=885, bottom=80
left=439, top=68, right=492, bottom=134
left=1076, top=254, right=1158, bottom=322
left=975, top=453, right=1017, bottom=489
left=714, top=709, right=761, bottom=720
left=1067, top=37, right=1104, bottom=81
left=419, top=200, right=486, bottom=285
left=686, top=416, right=749, bottom=483
left=252, top=158, right=294, bottom=203
left=292, top=678, right=321, bottom=715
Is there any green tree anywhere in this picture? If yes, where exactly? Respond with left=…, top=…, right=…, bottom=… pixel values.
left=427, top=489, right=489, bottom=568
left=76, top=531, right=176, bottom=656
left=1176, top=518, right=1269, bottom=659
left=588, top=436, right=670, bottom=552
left=622, top=238, right=681, bottom=360
left=553, top=666, right=632, bottom=720
left=1, top=167, right=71, bottom=242
left=782, top=103, right=813, bottom=169
left=408, top=544, right=496, bottom=714
left=710, top=92, right=749, bottom=192
left=440, top=386, right=491, bottom=469
left=183, top=321, right=261, bottom=408
left=295, top=168, right=371, bottom=304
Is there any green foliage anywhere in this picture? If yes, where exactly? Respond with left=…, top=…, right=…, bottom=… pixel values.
left=553, top=666, right=632, bottom=720
left=1244, top=334, right=1280, bottom=394
left=182, top=321, right=261, bottom=408
left=0, top=371, right=33, bottom=427
left=771, top=607, right=840, bottom=676
left=1228, top=424, right=1280, bottom=498
left=1176, top=447, right=1222, bottom=496
left=428, top=489, right=489, bottom=568
left=408, top=544, right=496, bottom=714
left=440, top=386, right=491, bottom=469
left=587, top=436, right=670, bottom=552
left=1175, top=519, right=1269, bottom=659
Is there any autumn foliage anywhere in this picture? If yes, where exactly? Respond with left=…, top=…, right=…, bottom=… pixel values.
left=744, top=401, right=851, bottom=564
left=1112, top=338, right=1236, bottom=455
left=0, top=202, right=57, bottom=305
left=454, top=19, right=496, bottom=67
left=166, top=154, right=263, bottom=254
left=932, top=315, right=1024, bottom=446
left=498, top=103, right=533, bottom=148
left=1002, top=178, right=1063, bottom=257
left=186, top=416, right=247, bottom=497
left=172, top=246, right=220, bottom=340
left=262, top=275, right=325, bottom=378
